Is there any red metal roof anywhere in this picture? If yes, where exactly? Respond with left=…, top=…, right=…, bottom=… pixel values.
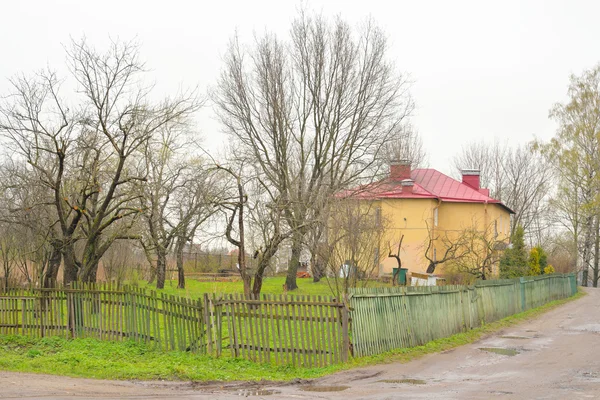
left=341, top=168, right=514, bottom=213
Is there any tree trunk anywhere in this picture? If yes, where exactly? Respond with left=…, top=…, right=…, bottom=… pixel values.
left=80, top=260, right=99, bottom=282
left=43, top=244, right=62, bottom=289
left=176, top=236, right=186, bottom=289
left=594, top=216, right=600, bottom=288
left=581, top=216, right=593, bottom=287
left=252, top=270, right=264, bottom=296
left=156, top=249, right=167, bottom=289
left=312, top=260, right=322, bottom=283
left=79, top=238, right=100, bottom=283
left=147, top=266, right=156, bottom=284
left=285, top=233, right=303, bottom=291
left=62, top=242, right=79, bottom=285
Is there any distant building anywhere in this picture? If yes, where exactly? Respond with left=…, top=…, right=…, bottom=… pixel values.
left=340, top=161, right=513, bottom=277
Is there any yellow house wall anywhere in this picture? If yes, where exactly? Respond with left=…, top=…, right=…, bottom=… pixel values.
left=379, top=198, right=436, bottom=275
left=378, top=199, right=511, bottom=277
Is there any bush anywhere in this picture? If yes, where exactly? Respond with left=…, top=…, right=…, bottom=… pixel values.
left=500, top=225, right=528, bottom=278
left=544, top=264, right=555, bottom=274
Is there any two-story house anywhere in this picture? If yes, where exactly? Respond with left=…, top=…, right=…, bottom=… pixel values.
left=345, top=161, right=513, bottom=278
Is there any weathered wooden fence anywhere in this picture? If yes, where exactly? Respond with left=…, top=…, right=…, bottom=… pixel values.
left=0, top=283, right=206, bottom=353
left=349, top=273, right=577, bottom=357
left=209, top=294, right=348, bottom=367
left=0, top=274, right=577, bottom=365
left=0, top=285, right=348, bottom=368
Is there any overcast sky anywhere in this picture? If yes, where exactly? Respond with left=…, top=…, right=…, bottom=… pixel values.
left=1, top=0, right=597, bottom=175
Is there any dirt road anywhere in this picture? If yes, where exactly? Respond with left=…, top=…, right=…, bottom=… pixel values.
left=2, top=288, right=599, bottom=400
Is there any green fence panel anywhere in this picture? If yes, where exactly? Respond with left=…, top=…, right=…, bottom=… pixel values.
left=349, top=273, right=577, bottom=358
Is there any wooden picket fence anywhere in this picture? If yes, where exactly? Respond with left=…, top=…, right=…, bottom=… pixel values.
left=0, top=284, right=348, bottom=368
left=209, top=294, right=348, bottom=367
left=0, top=274, right=577, bottom=365
left=0, top=283, right=206, bottom=353
left=349, top=273, right=577, bottom=357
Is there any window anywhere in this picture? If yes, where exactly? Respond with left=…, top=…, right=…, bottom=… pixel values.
left=375, top=208, right=382, bottom=227
left=434, top=208, right=438, bottom=227
left=494, top=220, right=498, bottom=239
left=433, top=248, right=437, bottom=262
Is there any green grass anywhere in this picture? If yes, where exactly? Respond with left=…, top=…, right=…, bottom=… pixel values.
left=0, top=335, right=333, bottom=381
left=135, top=276, right=383, bottom=298
left=0, top=289, right=584, bottom=382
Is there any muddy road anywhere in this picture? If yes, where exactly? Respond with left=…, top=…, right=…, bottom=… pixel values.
left=1, top=288, right=599, bottom=400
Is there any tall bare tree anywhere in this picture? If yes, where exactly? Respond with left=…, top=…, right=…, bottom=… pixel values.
left=139, top=123, right=216, bottom=289
left=0, top=161, right=62, bottom=287
left=0, top=38, right=200, bottom=283
left=215, top=11, right=413, bottom=290
left=453, top=142, right=552, bottom=235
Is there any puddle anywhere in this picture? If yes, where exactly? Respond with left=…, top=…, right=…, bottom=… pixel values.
left=572, top=324, right=600, bottom=333
left=479, top=347, right=520, bottom=356
left=379, top=379, right=426, bottom=385
left=300, top=385, right=349, bottom=392
left=237, top=389, right=280, bottom=397
left=500, top=335, right=531, bottom=340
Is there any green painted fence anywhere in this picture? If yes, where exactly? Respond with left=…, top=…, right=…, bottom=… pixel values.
left=349, top=273, right=577, bottom=357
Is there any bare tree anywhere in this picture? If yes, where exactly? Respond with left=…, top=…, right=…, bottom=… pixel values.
left=382, top=123, right=427, bottom=168
left=0, top=161, right=61, bottom=287
left=0, top=225, right=18, bottom=289
left=102, top=240, right=133, bottom=285
left=215, top=11, right=413, bottom=290
left=387, top=235, right=406, bottom=285
left=214, top=162, right=291, bottom=296
left=0, top=38, right=200, bottom=284
left=320, top=199, right=388, bottom=298
left=453, top=141, right=506, bottom=197
left=453, top=142, right=552, bottom=235
left=139, top=123, right=215, bottom=289
left=450, top=223, right=507, bottom=280
left=424, top=221, right=471, bottom=274
left=171, top=168, right=218, bottom=289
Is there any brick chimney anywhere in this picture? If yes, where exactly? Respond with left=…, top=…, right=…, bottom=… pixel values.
left=461, top=169, right=480, bottom=189
left=401, top=179, right=414, bottom=194
left=390, top=160, right=411, bottom=181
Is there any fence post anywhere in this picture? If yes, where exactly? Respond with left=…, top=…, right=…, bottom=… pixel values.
left=214, top=294, right=222, bottom=357
left=519, top=277, right=526, bottom=312
left=460, top=288, right=470, bottom=331
left=341, top=296, right=350, bottom=362
left=67, top=289, right=75, bottom=338
left=203, top=294, right=213, bottom=355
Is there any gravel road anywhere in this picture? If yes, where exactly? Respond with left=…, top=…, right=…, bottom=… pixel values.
left=1, top=288, right=598, bottom=400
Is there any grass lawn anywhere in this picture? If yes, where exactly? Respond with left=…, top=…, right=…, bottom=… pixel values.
left=0, top=289, right=584, bottom=382
left=135, top=276, right=378, bottom=298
